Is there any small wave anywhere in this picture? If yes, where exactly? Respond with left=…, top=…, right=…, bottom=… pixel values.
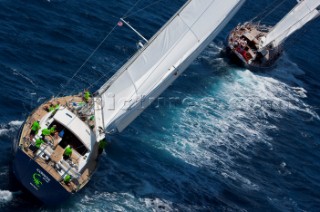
left=0, top=190, right=13, bottom=203
left=0, top=120, right=23, bottom=137
left=145, top=198, right=174, bottom=211
left=8, top=120, right=23, bottom=126
left=12, top=69, right=38, bottom=88
left=37, top=97, right=46, bottom=103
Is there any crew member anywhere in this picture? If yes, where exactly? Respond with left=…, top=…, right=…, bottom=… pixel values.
left=50, top=125, right=56, bottom=135
left=41, top=128, right=51, bottom=136
left=30, top=120, right=40, bottom=139
left=64, top=145, right=73, bottom=160
left=84, top=90, right=91, bottom=102
left=44, top=101, right=60, bottom=112
left=64, top=174, right=71, bottom=185
left=35, top=138, right=44, bottom=148
left=98, top=139, right=108, bottom=155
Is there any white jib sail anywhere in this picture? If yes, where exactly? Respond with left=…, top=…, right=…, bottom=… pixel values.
left=260, top=0, right=320, bottom=49
left=94, top=0, right=245, bottom=135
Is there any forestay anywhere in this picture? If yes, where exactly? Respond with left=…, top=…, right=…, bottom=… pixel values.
left=260, top=0, right=320, bottom=49
left=94, top=0, right=245, bottom=134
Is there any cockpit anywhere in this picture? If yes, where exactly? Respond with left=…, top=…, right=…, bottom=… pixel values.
left=30, top=107, right=94, bottom=186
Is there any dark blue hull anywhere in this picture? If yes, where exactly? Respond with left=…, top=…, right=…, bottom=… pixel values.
left=225, top=47, right=277, bottom=72
left=12, top=131, right=71, bottom=205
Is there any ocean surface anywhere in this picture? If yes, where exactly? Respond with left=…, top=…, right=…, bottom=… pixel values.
left=1, top=0, right=320, bottom=211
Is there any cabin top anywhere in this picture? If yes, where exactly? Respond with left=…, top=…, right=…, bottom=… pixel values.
left=53, top=108, right=93, bottom=152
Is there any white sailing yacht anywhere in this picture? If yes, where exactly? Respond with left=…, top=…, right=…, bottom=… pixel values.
left=12, top=0, right=245, bottom=205
left=227, top=0, right=320, bottom=69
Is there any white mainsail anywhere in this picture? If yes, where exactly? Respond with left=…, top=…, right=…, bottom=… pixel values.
left=94, top=0, right=245, bottom=136
left=260, top=0, right=320, bottom=49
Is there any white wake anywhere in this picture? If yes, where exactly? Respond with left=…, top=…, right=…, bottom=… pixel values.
left=0, top=120, right=23, bottom=137
left=0, top=190, right=13, bottom=203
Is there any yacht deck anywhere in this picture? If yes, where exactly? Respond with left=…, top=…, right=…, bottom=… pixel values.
left=18, top=95, right=100, bottom=193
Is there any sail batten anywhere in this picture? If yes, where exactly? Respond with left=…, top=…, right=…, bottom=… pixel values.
left=95, top=0, right=246, bottom=133
left=260, top=0, right=320, bottom=49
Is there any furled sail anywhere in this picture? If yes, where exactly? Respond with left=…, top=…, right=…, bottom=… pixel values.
left=260, top=0, right=320, bottom=49
left=94, top=0, right=245, bottom=135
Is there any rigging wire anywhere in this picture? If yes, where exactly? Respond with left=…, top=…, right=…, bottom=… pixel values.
left=122, top=0, right=145, bottom=18
left=259, top=0, right=289, bottom=23
left=56, top=0, right=175, bottom=97
left=84, top=0, right=187, bottom=95
left=123, top=0, right=166, bottom=19
left=55, top=23, right=118, bottom=97
left=284, top=17, right=320, bottom=50
left=250, top=0, right=289, bottom=23
left=55, top=0, right=148, bottom=98
left=85, top=56, right=133, bottom=92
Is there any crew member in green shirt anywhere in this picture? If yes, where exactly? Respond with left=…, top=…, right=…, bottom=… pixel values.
left=41, top=128, right=51, bottom=136
left=98, top=139, right=108, bottom=155
left=84, top=90, right=91, bottom=102
left=49, top=125, right=56, bottom=135
left=35, top=138, right=44, bottom=148
left=30, top=121, right=40, bottom=138
left=42, top=125, right=56, bottom=136
left=64, top=174, right=71, bottom=185
left=49, top=104, right=60, bottom=112
left=63, top=145, right=73, bottom=159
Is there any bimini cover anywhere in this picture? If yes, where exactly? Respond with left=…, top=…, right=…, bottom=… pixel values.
left=54, top=108, right=93, bottom=151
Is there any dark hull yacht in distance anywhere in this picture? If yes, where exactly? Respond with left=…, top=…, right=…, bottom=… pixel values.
left=227, top=0, right=320, bottom=70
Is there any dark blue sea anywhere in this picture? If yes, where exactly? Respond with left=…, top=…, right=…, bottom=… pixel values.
left=1, top=0, right=320, bottom=211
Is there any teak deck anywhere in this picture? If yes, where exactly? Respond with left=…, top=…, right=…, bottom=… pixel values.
left=18, top=95, right=99, bottom=193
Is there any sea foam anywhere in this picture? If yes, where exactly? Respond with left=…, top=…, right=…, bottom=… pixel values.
left=0, top=190, right=13, bottom=203
left=0, top=120, right=23, bottom=137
